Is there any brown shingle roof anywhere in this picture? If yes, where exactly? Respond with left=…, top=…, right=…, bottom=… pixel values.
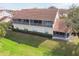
left=12, top=8, right=58, bottom=21
left=53, top=19, right=70, bottom=33
left=12, top=8, right=69, bottom=33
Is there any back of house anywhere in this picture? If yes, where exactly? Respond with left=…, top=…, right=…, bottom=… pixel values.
left=11, top=8, right=70, bottom=40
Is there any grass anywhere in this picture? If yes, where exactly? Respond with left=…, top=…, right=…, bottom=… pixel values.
left=0, top=31, right=59, bottom=56
left=0, top=30, right=79, bottom=56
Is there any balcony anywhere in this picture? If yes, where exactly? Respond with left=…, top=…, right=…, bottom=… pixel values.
left=13, top=19, right=53, bottom=27
left=53, top=31, right=69, bottom=40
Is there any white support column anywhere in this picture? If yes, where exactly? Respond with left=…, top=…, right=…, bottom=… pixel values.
left=65, top=33, right=67, bottom=38
left=65, top=33, right=69, bottom=40
left=42, top=20, right=45, bottom=26
left=29, top=20, right=31, bottom=25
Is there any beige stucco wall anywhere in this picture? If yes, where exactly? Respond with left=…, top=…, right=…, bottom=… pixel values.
left=13, top=23, right=53, bottom=35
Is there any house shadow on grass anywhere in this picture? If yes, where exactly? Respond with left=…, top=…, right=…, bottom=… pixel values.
left=44, top=42, right=79, bottom=56
left=5, top=30, right=48, bottom=48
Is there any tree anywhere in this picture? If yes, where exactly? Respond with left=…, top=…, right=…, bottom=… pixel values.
left=63, top=5, right=79, bottom=37
left=0, top=22, right=10, bottom=37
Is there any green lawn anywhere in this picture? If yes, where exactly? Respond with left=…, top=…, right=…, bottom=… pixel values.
left=0, top=31, right=79, bottom=56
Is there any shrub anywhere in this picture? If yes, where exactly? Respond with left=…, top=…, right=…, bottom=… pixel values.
left=0, top=22, right=10, bottom=37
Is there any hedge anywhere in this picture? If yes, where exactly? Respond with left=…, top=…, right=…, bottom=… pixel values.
left=11, top=28, right=52, bottom=39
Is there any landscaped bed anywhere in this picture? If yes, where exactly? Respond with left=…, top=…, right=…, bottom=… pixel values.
left=0, top=31, right=79, bottom=56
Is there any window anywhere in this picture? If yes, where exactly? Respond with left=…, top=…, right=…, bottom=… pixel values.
left=59, top=32, right=65, bottom=35
left=34, top=20, right=42, bottom=24
left=43, top=21, right=53, bottom=27
left=30, top=20, right=42, bottom=25
left=34, top=20, right=38, bottom=23
left=18, top=19, right=21, bottom=22
left=23, top=19, right=29, bottom=22
left=39, top=20, right=42, bottom=23
left=53, top=31, right=66, bottom=37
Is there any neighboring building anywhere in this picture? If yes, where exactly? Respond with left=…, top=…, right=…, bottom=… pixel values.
left=0, top=10, right=12, bottom=23
left=12, top=8, right=70, bottom=40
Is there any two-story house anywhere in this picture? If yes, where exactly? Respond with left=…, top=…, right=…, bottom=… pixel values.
left=12, top=8, right=70, bottom=40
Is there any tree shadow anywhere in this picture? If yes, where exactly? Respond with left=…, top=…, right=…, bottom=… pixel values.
left=5, top=30, right=47, bottom=48
left=45, top=42, right=79, bottom=56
